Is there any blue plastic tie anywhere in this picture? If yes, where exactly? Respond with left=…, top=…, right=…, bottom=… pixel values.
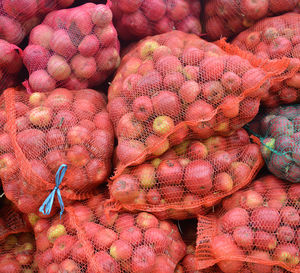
left=39, top=164, right=67, bottom=219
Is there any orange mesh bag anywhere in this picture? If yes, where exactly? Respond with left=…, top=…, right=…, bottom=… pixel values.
left=0, top=0, right=74, bottom=45
left=108, top=30, right=288, bottom=176
left=0, top=87, right=114, bottom=216
left=174, top=219, right=222, bottom=273
left=32, top=199, right=187, bottom=273
left=109, top=128, right=264, bottom=220
left=0, top=232, right=37, bottom=273
left=220, top=13, right=300, bottom=108
left=0, top=39, right=23, bottom=92
left=22, top=2, right=120, bottom=93
left=0, top=197, right=36, bottom=272
left=203, top=0, right=298, bottom=41
left=108, top=0, right=202, bottom=42
left=196, top=175, right=300, bottom=273
left=175, top=245, right=223, bottom=273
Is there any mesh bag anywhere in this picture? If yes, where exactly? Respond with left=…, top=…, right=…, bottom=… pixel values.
left=0, top=232, right=37, bottom=273
left=108, top=0, right=202, bottom=42
left=223, top=13, right=300, bottom=108
left=203, top=0, right=298, bottom=41
left=109, top=128, right=264, bottom=220
left=196, top=175, right=300, bottom=273
left=174, top=221, right=222, bottom=273
left=0, top=197, right=36, bottom=272
left=0, top=0, right=74, bottom=45
left=0, top=39, right=23, bottom=92
left=247, top=104, right=300, bottom=183
left=22, top=2, right=120, bottom=93
left=107, top=30, right=288, bottom=176
left=175, top=245, right=223, bottom=273
left=32, top=200, right=187, bottom=273
left=0, top=87, right=114, bottom=215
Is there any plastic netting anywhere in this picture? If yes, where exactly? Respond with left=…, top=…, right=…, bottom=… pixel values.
left=0, top=232, right=37, bottom=273
left=196, top=175, right=300, bottom=273
left=247, top=104, right=300, bottom=183
left=174, top=222, right=222, bottom=273
left=107, top=30, right=288, bottom=177
left=0, top=0, right=74, bottom=45
left=109, top=128, right=264, bottom=220
left=203, top=0, right=298, bottom=41
left=175, top=246, right=223, bottom=272
left=227, top=13, right=300, bottom=108
left=0, top=87, right=114, bottom=215
left=32, top=199, right=187, bottom=273
left=108, top=0, right=202, bottom=42
left=0, top=197, right=36, bottom=272
left=22, top=2, right=120, bottom=93
left=0, top=39, right=23, bottom=92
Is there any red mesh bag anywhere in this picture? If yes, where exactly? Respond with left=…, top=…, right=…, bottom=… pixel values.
left=108, top=0, right=202, bottom=41
left=203, top=0, right=298, bottom=41
left=0, top=39, right=23, bottom=92
left=0, top=0, right=74, bottom=45
left=196, top=175, right=300, bottom=273
left=224, top=13, right=300, bottom=108
left=109, top=128, right=264, bottom=220
left=32, top=199, right=187, bottom=273
left=107, top=30, right=284, bottom=176
left=0, top=87, right=114, bottom=215
left=22, top=2, right=120, bottom=93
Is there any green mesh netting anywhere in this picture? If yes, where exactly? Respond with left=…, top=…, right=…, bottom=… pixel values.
left=246, top=105, right=299, bottom=183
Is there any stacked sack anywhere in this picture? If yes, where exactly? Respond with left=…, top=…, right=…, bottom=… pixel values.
left=0, top=0, right=74, bottom=45
left=31, top=198, right=187, bottom=273
left=108, top=30, right=286, bottom=176
left=109, top=128, right=264, bottom=219
left=109, top=0, right=202, bottom=41
left=204, top=0, right=298, bottom=41
left=222, top=13, right=300, bottom=108
left=196, top=175, right=300, bottom=273
left=0, top=87, right=114, bottom=215
left=249, top=104, right=300, bottom=183
left=1, top=1, right=300, bottom=273
left=23, top=2, right=120, bottom=93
